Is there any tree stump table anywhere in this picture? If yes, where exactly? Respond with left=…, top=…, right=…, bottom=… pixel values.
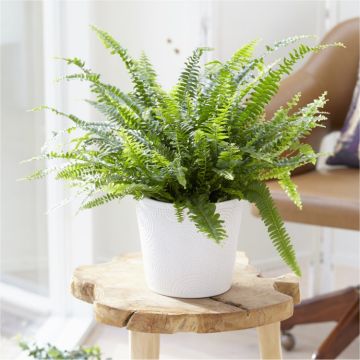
left=71, top=252, right=300, bottom=359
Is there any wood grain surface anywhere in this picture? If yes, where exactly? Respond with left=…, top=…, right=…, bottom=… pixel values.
left=71, top=252, right=300, bottom=334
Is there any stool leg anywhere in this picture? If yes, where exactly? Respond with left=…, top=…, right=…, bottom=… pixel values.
left=257, top=322, right=282, bottom=359
left=129, top=331, right=160, bottom=359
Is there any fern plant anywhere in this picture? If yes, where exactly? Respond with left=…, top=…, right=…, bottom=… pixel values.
left=18, top=339, right=102, bottom=360
left=27, top=26, right=342, bottom=276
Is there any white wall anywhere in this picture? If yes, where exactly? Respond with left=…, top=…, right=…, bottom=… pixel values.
left=90, top=1, right=206, bottom=91
left=212, top=0, right=325, bottom=60
left=326, top=0, right=359, bottom=28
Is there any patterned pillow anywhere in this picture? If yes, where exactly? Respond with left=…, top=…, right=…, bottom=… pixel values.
left=326, top=75, right=360, bottom=168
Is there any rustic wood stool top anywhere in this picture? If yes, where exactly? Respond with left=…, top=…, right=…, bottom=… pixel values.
left=71, top=252, right=300, bottom=334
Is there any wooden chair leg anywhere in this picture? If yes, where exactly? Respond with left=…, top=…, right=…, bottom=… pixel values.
left=281, top=286, right=359, bottom=331
left=129, top=331, right=160, bottom=359
left=313, top=300, right=360, bottom=359
left=257, top=322, right=282, bottom=359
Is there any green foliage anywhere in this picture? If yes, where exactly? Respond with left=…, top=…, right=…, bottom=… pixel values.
left=186, top=195, right=226, bottom=244
left=18, top=339, right=102, bottom=360
left=28, top=27, right=342, bottom=276
left=244, top=182, right=301, bottom=275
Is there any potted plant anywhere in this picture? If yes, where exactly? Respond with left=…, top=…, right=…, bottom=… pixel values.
left=27, top=27, right=340, bottom=298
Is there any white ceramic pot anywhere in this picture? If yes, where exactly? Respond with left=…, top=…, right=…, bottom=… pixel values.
left=136, top=198, right=242, bottom=298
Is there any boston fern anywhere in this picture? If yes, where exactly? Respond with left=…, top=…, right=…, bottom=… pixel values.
left=28, top=26, right=341, bottom=276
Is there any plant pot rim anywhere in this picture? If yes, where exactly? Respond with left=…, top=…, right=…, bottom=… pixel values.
left=139, top=197, right=241, bottom=210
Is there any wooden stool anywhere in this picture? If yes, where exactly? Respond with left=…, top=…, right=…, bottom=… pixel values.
left=71, top=252, right=300, bottom=359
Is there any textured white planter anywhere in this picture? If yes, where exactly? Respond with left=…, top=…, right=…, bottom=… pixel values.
left=136, top=198, right=243, bottom=298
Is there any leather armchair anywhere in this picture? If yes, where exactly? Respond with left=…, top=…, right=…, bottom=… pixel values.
left=253, top=17, right=359, bottom=358
left=264, top=17, right=359, bottom=232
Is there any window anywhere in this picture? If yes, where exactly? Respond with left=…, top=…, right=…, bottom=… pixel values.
left=0, top=2, right=93, bottom=354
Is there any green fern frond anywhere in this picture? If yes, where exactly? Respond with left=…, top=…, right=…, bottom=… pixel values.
left=222, top=188, right=244, bottom=200
left=107, top=182, right=170, bottom=200
left=55, top=163, right=97, bottom=181
left=186, top=195, right=226, bottom=243
left=23, top=168, right=53, bottom=181
left=278, top=175, right=302, bottom=209
left=91, top=25, right=157, bottom=106
left=258, top=167, right=291, bottom=181
left=174, top=47, right=212, bottom=106
left=236, top=44, right=335, bottom=128
left=198, top=64, right=233, bottom=123
left=174, top=202, right=185, bottom=222
left=202, top=102, right=230, bottom=150
left=227, top=39, right=259, bottom=71
left=193, top=129, right=211, bottom=185
left=265, top=35, right=317, bottom=53
left=213, top=169, right=234, bottom=181
left=216, top=145, right=243, bottom=170
left=244, top=182, right=301, bottom=276
left=36, top=106, right=118, bottom=141
left=81, top=193, right=123, bottom=209
left=172, top=156, right=187, bottom=189
left=138, top=51, right=159, bottom=88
